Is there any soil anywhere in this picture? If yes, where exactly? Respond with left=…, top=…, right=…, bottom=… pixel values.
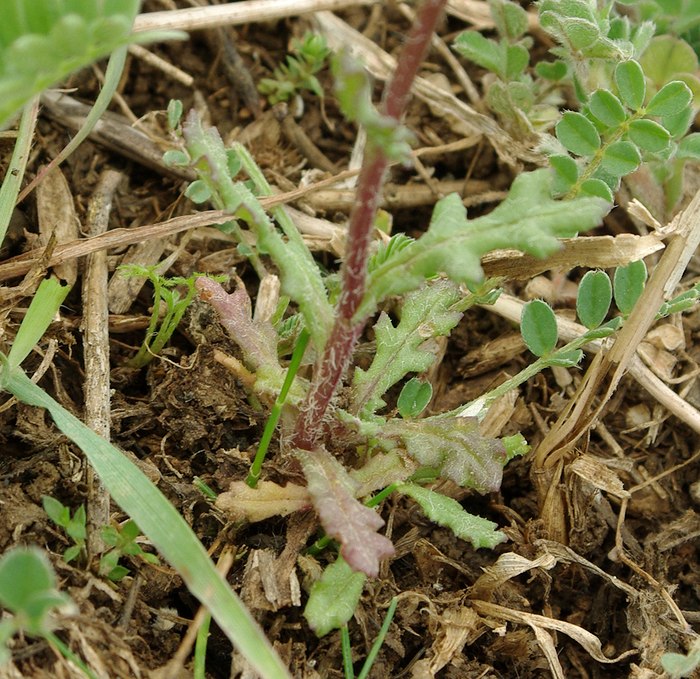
left=1, top=2, right=699, bottom=678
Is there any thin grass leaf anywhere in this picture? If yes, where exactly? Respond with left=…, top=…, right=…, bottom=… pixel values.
left=0, top=369, right=290, bottom=679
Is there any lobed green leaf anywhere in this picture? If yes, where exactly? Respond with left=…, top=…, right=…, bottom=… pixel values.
left=376, top=416, right=507, bottom=492
left=351, top=280, right=462, bottom=417
left=397, top=483, right=507, bottom=549
left=360, top=170, right=609, bottom=319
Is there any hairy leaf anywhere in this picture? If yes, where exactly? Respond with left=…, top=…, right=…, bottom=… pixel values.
left=627, top=118, right=671, bottom=152
left=376, top=416, right=507, bottom=492
left=615, top=60, right=646, bottom=110
left=646, top=80, right=693, bottom=116
left=332, top=51, right=412, bottom=161
left=297, top=447, right=394, bottom=577
left=351, top=279, right=462, bottom=416
left=397, top=483, right=507, bottom=549
left=182, top=112, right=333, bottom=349
left=304, top=557, right=366, bottom=637
left=195, top=278, right=288, bottom=396
left=453, top=31, right=504, bottom=77
left=588, top=89, right=627, bottom=127
left=600, top=140, right=641, bottom=176
left=360, top=170, right=609, bottom=319
left=556, top=111, right=601, bottom=156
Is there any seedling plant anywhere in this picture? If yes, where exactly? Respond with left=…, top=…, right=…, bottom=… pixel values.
left=0, top=0, right=699, bottom=676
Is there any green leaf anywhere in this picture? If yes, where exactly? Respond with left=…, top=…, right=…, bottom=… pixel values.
left=550, top=154, right=579, bottom=193
left=167, top=99, right=183, bottom=130
left=162, top=149, right=189, bottom=167
left=556, top=111, right=601, bottom=156
left=351, top=280, right=462, bottom=417
left=548, top=348, right=584, bottom=367
left=627, top=119, right=671, bottom=152
left=521, top=299, right=558, bottom=356
left=185, top=179, right=212, bottom=204
left=663, top=107, right=695, bottom=138
left=397, top=483, right=507, bottom=549
left=361, top=170, right=610, bottom=319
left=576, top=270, right=612, bottom=329
left=42, top=496, right=69, bottom=528
left=579, top=178, right=614, bottom=201
left=646, top=81, right=693, bottom=116
left=490, top=0, right=529, bottom=40
left=600, top=140, right=641, bottom=176
left=588, top=89, right=627, bottom=127
left=376, top=416, right=507, bottom=492
left=397, top=378, right=433, bottom=419
left=677, top=132, right=700, bottom=160
left=453, top=31, right=505, bottom=77
left=615, top=60, right=646, bottom=110
left=304, top=557, right=366, bottom=637
left=505, top=43, right=529, bottom=80
left=535, top=60, right=568, bottom=81
left=563, top=18, right=601, bottom=50
left=7, top=278, right=71, bottom=369
left=661, top=638, right=700, bottom=679
left=0, top=547, right=72, bottom=636
left=639, top=35, right=699, bottom=88
left=0, top=0, right=182, bottom=129
left=613, top=260, right=647, bottom=314
left=332, top=51, right=412, bottom=161
left=63, top=545, right=82, bottom=563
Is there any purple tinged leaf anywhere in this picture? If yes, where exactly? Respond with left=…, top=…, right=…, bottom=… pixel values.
left=377, top=417, right=506, bottom=493
left=195, top=277, right=280, bottom=377
left=297, top=447, right=394, bottom=577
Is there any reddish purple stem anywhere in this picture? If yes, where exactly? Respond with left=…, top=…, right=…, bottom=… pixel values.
left=293, top=0, right=447, bottom=449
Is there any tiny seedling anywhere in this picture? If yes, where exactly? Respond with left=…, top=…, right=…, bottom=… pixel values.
left=118, top=266, right=225, bottom=368
left=42, top=496, right=87, bottom=564
left=99, top=520, right=160, bottom=581
left=0, top=546, right=98, bottom=679
left=662, top=637, right=700, bottom=679
left=258, top=32, right=330, bottom=104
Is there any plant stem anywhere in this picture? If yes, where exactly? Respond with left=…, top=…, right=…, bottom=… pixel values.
left=293, top=0, right=447, bottom=449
